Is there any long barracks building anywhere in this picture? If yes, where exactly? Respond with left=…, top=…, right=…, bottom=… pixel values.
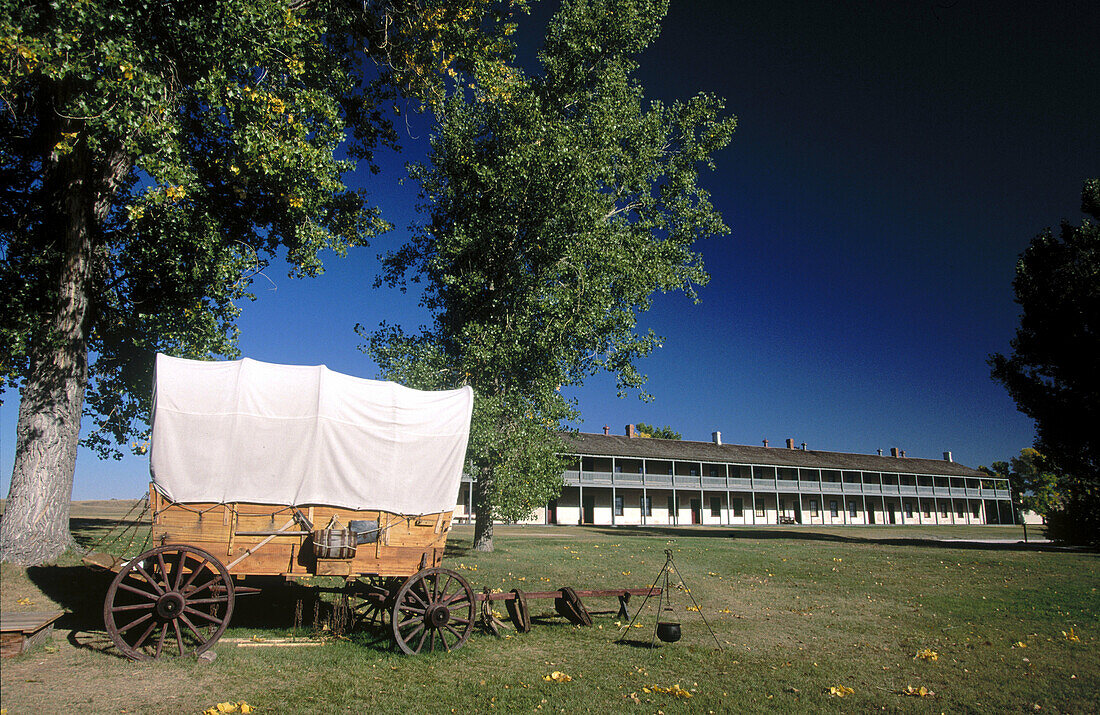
left=457, top=426, right=1015, bottom=526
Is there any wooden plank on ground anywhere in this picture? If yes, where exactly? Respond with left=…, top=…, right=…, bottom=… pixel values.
left=0, top=611, right=64, bottom=658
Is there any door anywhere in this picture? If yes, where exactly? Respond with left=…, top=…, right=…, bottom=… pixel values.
left=887, top=502, right=897, bottom=524
left=547, top=499, right=557, bottom=525
left=582, top=494, right=595, bottom=524
left=690, top=499, right=701, bottom=525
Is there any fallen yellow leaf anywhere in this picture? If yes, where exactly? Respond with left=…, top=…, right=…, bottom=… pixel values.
left=543, top=671, right=572, bottom=683
left=1063, top=628, right=1080, bottom=642
left=900, top=685, right=935, bottom=697
left=915, top=648, right=938, bottom=661
left=649, top=684, right=693, bottom=699
left=828, top=685, right=854, bottom=697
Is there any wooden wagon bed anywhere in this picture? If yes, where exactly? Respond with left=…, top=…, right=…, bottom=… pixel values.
left=150, top=487, right=453, bottom=579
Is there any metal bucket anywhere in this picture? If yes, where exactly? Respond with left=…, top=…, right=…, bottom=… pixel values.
left=312, top=528, right=356, bottom=559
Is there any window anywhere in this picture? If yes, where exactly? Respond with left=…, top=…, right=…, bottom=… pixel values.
left=972, top=504, right=981, bottom=518
left=641, top=496, right=652, bottom=516
left=755, top=499, right=765, bottom=518
left=941, top=505, right=949, bottom=518
left=849, top=501, right=857, bottom=518
left=956, top=505, right=965, bottom=518
left=732, top=498, right=743, bottom=518
left=709, top=467, right=720, bottom=477
left=905, top=503, right=914, bottom=518
left=809, top=499, right=818, bottom=517
left=830, top=500, right=839, bottom=517
left=614, top=495, right=624, bottom=516
left=710, top=497, right=721, bottom=517
left=923, top=506, right=931, bottom=518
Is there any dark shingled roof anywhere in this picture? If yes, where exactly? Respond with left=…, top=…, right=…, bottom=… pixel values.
left=563, top=433, right=987, bottom=478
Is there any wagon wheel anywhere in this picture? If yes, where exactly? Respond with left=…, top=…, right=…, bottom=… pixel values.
left=505, top=588, right=531, bottom=633
left=103, top=545, right=235, bottom=661
left=350, top=576, right=398, bottom=647
left=391, top=568, right=473, bottom=654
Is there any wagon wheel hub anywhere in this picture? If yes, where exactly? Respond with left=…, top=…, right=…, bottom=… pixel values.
left=156, top=592, right=186, bottom=619
left=426, top=604, right=450, bottom=628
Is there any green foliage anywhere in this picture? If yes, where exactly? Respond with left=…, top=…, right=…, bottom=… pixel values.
left=979, top=448, right=1061, bottom=519
left=989, top=179, right=1100, bottom=544
left=0, top=0, right=522, bottom=454
left=371, top=0, right=735, bottom=532
left=635, top=422, right=681, bottom=440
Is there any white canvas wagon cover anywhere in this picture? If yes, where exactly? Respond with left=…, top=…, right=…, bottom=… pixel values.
left=150, top=354, right=473, bottom=514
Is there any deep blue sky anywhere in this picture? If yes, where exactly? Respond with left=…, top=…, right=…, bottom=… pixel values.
left=3, top=0, right=1098, bottom=499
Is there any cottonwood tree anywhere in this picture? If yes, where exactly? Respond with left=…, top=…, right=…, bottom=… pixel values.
left=370, top=0, right=736, bottom=551
left=636, top=422, right=681, bottom=440
left=0, top=0, right=522, bottom=564
left=979, top=448, right=1062, bottom=520
left=989, top=178, right=1100, bottom=544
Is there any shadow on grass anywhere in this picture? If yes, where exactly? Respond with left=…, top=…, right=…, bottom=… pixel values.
left=25, top=564, right=402, bottom=657
left=585, top=526, right=1091, bottom=553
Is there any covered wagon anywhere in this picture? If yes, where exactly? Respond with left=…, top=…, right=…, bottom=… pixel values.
left=101, top=354, right=476, bottom=659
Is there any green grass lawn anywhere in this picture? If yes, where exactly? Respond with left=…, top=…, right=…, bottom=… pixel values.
left=2, top=516, right=1097, bottom=714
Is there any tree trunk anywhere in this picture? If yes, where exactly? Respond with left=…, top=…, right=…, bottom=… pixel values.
left=0, top=143, right=128, bottom=565
left=472, top=465, right=494, bottom=552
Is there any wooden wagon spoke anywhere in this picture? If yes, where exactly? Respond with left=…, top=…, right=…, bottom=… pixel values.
left=185, top=574, right=221, bottom=599
left=174, top=550, right=192, bottom=591
left=132, top=620, right=160, bottom=650
left=177, top=612, right=205, bottom=641
left=185, top=597, right=230, bottom=608
left=131, top=562, right=165, bottom=596
left=118, top=611, right=155, bottom=634
left=440, top=590, right=469, bottom=607
left=396, top=602, right=425, bottom=615
left=156, top=551, right=171, bottom=589
left=406, top=588, right=429, bottom=609
left=172, top=618, right=185, bottom=656
left=179, top=557, right=211, bottom=593
left=117, top=580, right=160, bottom=601
left=110, top=601, right=156, bottom=614
left=154, top=623, right=169, bottom=659
left=415, top=627, right=430, bottom=654
left=183, top=606, right=224, bottom=626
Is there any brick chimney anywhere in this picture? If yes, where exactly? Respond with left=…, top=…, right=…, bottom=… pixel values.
left=900, top=450, right=906, bottom=458
left=712, top=431, right=722, bottom=445
left=801, top=442, right=807, bottom=451
left=877, top=448, right=883, bottom=456
left=943, top=451, right=953, bottom=462
left=763, top=439, right=769, bottom=448
left=786, top=438, right=795, bottom=449
left=890, top=447, right=899, bottom=457
left=626, top=424, right=637, bottom=438
left=603, top=425, right=610, bottom=436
